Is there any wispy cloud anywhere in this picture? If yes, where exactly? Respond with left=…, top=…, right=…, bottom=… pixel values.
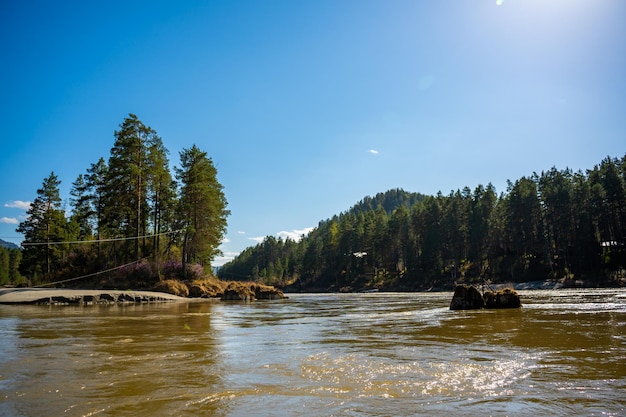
left=277, top=227, right=314, bottom=242
left=4, top=200, right=31, bottom=210
left=247, top=228, right=314, bottom=245
left=0, top=217, right=19, bottom=225
left=213, top=251, right=240, bottom=267
left=237, top=231, right=246, bottom=234
left=368, top=149, right=379, bottom=155
left=221, top=237, right=231, bottom=244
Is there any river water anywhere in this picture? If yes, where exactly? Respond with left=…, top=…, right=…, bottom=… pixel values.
left=0, top=289, right=625, bottom=417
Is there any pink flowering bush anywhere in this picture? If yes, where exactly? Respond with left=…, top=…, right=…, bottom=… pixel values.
left=160, top=261, right=206, bottom=281
left=115, top=260, right=156, bottom=287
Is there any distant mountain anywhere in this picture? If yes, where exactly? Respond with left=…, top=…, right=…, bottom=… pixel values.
left=0, top=239, right=19, bottom=250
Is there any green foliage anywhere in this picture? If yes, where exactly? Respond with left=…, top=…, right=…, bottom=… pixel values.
left=176, top=145, right=229, bottom=267
left=220, top=155, right=626, bottom=290
left=0, top=246, right=23, bottom=285
left=17, top=172, right=67, bottom=283
left=13, top=114, right=228, bottom=287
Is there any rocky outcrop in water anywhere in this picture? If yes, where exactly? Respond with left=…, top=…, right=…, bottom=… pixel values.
left=150, top=278, right=285, bottom=301
left=28, top=291, right=178, bottom=305
left=450, top=284, right=485, bottom=310
left=484, top=288, right=522, bottom=309
left=450, top=284, right=521, bottom=310
left=0, top=282, right=285, bottom=305
left=221, top=282, right=285, bottom=301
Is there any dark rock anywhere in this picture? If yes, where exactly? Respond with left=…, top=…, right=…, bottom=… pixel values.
left=51, top=296, right=72, bottom=304
left=450, top=284, right=484, bottom=310
left=99, top=293, right=115, bottom=302
left=484, top=288, right=521, bottom=309
left=118, top=293, right=135, bottom=302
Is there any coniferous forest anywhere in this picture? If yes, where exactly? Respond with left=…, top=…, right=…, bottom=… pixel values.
left=1, top=114, right=229, bottom=287
left=219, top=155, right=626, bottom=291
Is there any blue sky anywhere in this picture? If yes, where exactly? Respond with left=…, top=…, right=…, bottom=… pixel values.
left=1, top=0, right=624, bottom=265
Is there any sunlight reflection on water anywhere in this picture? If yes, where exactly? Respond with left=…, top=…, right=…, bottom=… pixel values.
left=0, top=289, right=625, bottom=416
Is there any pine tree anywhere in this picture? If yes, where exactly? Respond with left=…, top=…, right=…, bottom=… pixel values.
left=103, top=114, right=160, bottom=262
left=176, top=145, right=229, bottom=269
left=82, top=157, right=109, bottom=263
left=70, top=173, right=93, bottom=239
left=17, top=172, right=67, bottom=282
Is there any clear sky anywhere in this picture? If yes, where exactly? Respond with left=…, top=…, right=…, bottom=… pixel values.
left=1, top=0, right=624, bottom=265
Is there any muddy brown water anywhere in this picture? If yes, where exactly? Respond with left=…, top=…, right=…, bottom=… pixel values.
left=1, top=289, right=625, bottom=416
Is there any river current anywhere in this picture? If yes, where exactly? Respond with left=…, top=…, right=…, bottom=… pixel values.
left=0, top=289, right=625, bottom=416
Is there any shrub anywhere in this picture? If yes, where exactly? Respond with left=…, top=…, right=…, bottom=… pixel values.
left=116, top=260, right=156, bottom=287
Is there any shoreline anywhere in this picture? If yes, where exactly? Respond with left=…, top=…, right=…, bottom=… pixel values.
left=0, top=287, right=188, bottom=305
left=2, top=280, right=623, bottom=305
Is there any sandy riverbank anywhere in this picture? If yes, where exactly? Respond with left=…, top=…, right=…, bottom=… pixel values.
left=0, top=287, right=187, bottom=305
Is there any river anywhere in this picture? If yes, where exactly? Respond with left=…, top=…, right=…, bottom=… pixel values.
left=0, top=289, right=624, bottom=416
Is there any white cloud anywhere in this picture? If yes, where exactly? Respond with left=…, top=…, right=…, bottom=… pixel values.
left=213, top=251, right=240, bottom=267
left=246, top=227, right=314, bottom=246
left=237, top=231, right=246, bottom=234
left=221, top=237, right=231, bottom=244
left=0, top=217, right=19, bottom=224
left=368, top=149, right=379, bottom=155
left=277, top=227, right=314, bottom=242
left=4, top=200, right=31, bottom=210
left=248, top=236, right=265, bottom=244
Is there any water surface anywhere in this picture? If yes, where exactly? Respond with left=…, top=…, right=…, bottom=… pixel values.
left=1, top=289, right=624, bottom=416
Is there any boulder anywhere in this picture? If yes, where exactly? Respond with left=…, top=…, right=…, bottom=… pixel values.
left=99, top=293, right=115, bottom=302
left=450, top=284, right=484, bottom=310
left=251, top=283, right=285, bottom=300
left=188, top=279, right=225, bottom=298
left=221, top=282, right=255, bottom=301
left=484, top=288, right=521, bottom=309
left=220, top=282, right=286, bottom=301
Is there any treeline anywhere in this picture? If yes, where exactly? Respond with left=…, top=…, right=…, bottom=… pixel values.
left=0, top=246, right=22, bottom=285
left=12, top=114, right=228, bottom=286
left=219, top=155, right=626, bottom=291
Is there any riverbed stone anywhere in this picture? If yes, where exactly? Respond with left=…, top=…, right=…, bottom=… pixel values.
left=484, top=288, right=521, bottom=309
left=450, top=284, right=485, bottom=310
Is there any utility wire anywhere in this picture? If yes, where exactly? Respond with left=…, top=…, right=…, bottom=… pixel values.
left=21, top=229, right=182, bottom=246
left=33, top=258, right=150, bottom=288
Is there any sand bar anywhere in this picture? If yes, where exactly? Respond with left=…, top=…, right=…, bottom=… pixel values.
left=0, top=287, right=185, bottom=304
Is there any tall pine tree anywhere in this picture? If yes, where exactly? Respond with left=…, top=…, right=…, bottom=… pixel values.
left=176, top=145, right=229, bottom=269
left=17, top=172, right=66, bottom=282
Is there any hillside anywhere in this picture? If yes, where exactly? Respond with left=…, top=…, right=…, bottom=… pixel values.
left=218, top=155, right=626, bottom=292
left=0, top=239, right=19, bottom=250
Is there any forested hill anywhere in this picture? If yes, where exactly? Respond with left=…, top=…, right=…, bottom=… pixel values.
left=348, top=188, right=427, bottom=216
left=218, top=155, right=626, bottom=291
left=0, top=239, right=19, bottom=250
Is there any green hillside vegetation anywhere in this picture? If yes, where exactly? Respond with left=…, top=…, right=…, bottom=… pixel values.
left=218, top=155, right=626, bottom=291
left=0, top=245, right=22, bottom=286
left=0, top=239, right=19, bottom=250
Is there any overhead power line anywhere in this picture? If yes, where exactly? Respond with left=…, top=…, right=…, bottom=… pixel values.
left=34, top=258, right=150, bottom=288
left=21, top=229, right=182, bottom=246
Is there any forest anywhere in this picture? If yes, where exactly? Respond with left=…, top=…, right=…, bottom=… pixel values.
left=218, top=155, right=626, bottom=291
left=0, top=114, right=229, bottom=287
